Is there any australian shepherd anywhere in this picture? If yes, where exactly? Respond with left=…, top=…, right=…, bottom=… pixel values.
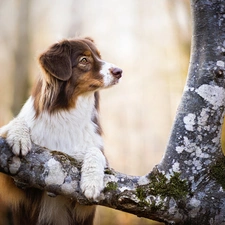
left=0, top=37, right=122, bottom=225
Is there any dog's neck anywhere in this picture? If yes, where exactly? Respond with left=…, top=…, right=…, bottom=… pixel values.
left=70, top=93, right=96, bottom=120
left=32, top=77, right=99, bottom=116
left=32, top=77, right=100, bottom=123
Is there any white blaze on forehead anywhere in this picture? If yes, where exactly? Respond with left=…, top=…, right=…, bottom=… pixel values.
left=100, top=60, right=115, bottom=86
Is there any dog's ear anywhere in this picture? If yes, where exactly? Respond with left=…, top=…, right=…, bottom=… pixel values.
left=39, top=41, right=72, bottom=81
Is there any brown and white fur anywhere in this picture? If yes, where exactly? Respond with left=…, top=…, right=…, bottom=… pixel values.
left=0, top=37, right=122, bottom=225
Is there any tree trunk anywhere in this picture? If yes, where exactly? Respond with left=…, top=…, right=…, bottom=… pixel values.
left=1, top=0, right=225, bottom=224
left=12, top=0, right=31, bottom=115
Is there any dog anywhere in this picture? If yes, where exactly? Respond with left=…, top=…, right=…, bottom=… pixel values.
left=0, top=37, right=122, bottom=225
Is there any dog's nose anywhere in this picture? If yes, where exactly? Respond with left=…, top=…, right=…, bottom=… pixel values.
left=110, top=67, right=123, bottom=79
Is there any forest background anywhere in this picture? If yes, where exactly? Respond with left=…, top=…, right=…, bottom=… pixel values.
left=0, top=1, right=190, bottom=224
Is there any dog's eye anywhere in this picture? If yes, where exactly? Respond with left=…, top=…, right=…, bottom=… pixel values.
left=79, top=57, right=88, bottom=63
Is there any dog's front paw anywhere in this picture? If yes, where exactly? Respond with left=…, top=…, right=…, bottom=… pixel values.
left=80, top=149, right=106, bottom=200
left=0, top=118, right=32, bottom=156
left=7, top=130, right=32, bottom=156
left=80, top=174, right=104, bottom=201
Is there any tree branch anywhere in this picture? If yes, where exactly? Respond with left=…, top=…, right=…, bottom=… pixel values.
left=0, top=135, right=198, bottom=224
left=0, top=137, right=159, bottom=220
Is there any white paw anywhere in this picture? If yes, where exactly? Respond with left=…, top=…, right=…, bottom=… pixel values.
left=0, top=119, right=32, bottom=156
left=80, top=148, right=106, bottom=200
left=80, top=174, right=104, bottom=201
left=7, top=132, right=31, bottom=156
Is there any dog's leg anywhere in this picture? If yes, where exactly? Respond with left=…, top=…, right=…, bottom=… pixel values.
left=80, top=147, right=106, bottom=200
left=0, top=117, right=32, bottom=156
left=73, top=204, right=96, bottom=225
left=75, top=212, right=95, bottom=225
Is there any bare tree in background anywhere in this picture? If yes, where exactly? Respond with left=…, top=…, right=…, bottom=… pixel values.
left=0, top=1, right=31, bottom=223
left=11, top=0, right=31, bottom=115
left=167, top=0, right=191, bottom=77
left=1, top=0, right=225, bottom=225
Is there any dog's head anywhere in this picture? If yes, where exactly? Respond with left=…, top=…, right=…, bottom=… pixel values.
left=34, top=38, right=122, bottom=114
left=39, top=37, right=122, bottom=93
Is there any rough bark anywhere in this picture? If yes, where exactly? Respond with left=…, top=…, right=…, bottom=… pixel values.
left=1, top=0, right=225, bottom=224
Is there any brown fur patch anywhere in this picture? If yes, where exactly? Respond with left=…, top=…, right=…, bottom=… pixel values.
left=0, top=173, right=25, bottom=206
left=33, top=38, right=104, bottom=116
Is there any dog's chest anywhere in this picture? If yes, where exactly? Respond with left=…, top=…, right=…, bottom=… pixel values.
left=20, top=96, right=103, bottom=161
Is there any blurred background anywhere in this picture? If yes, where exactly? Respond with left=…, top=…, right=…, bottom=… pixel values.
left=0, top=0, right=191, bottom=224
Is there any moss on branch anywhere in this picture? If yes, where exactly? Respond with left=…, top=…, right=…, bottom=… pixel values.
left=136, top=170, right=190, bottom=201
left=210, top=157, right=225, bottom=189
